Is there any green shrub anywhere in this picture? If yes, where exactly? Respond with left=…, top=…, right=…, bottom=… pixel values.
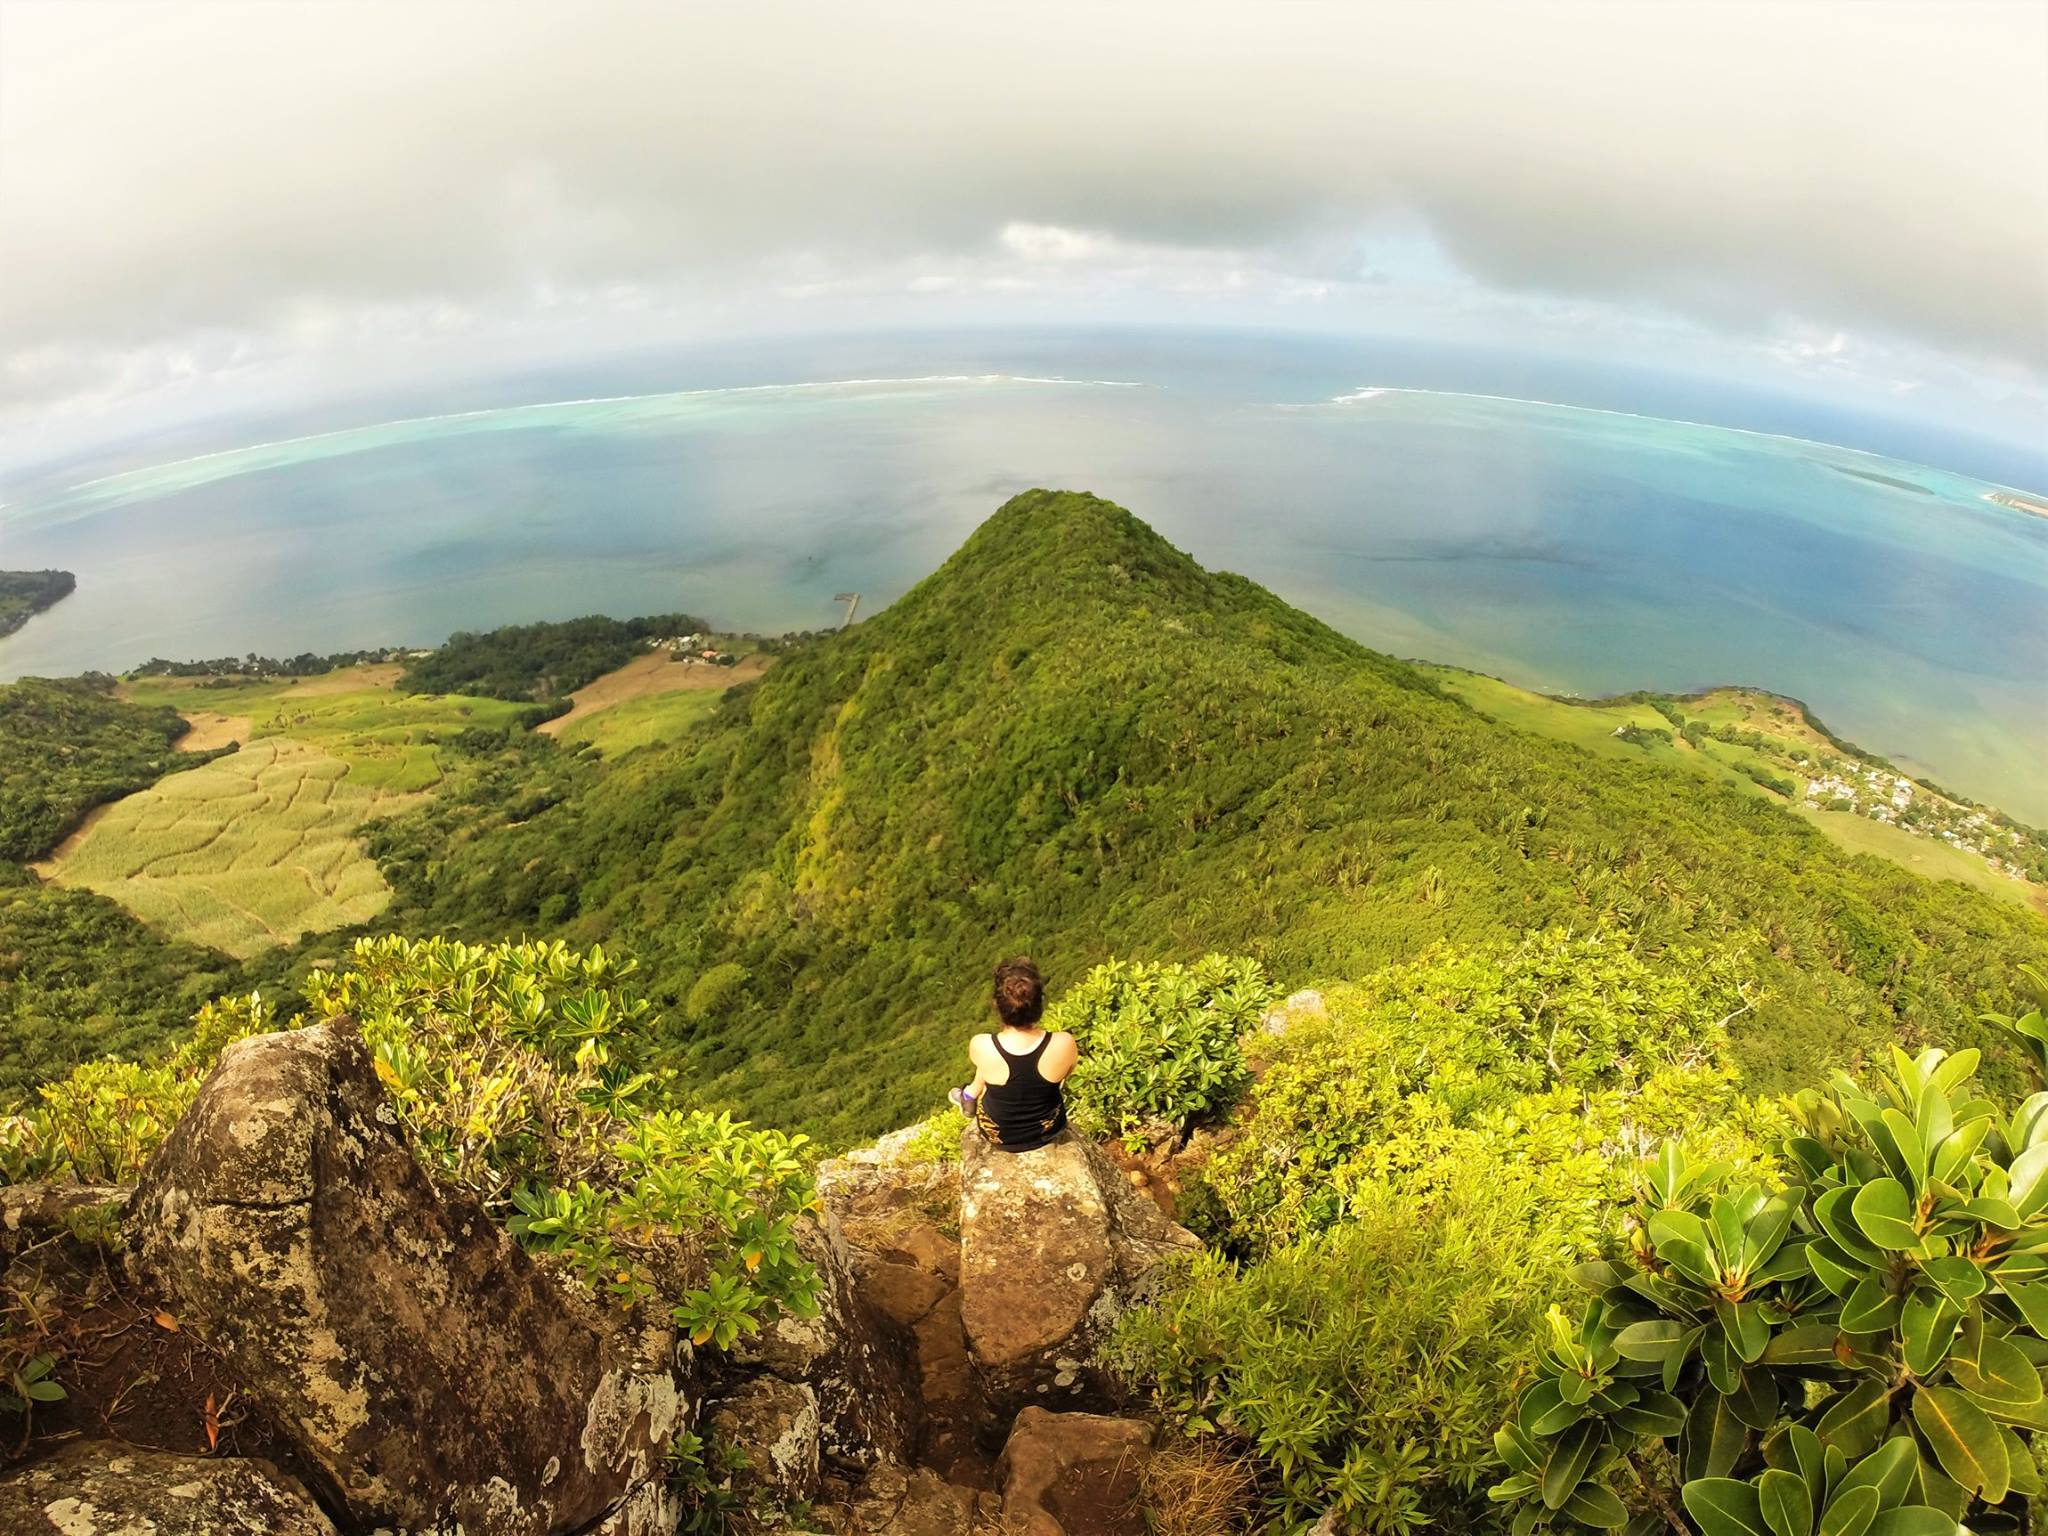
left=1112, top=1161, right=1577, bottom=1534
left=686, top=962, right=751, bottom=1023
left=900, top=1107, right=965, bottom=1165
left=1199, top=931, right=1759, bottom=1254
left=1494, top=1043, right=2048, bottom=1534
left=307, top=936, right=818, bottom=1347
left=0, top=991, right=276, bottom=1182
left=1053, top=954, right=1273, bottom=1148
left=3, top=936, right=819, bottom=1354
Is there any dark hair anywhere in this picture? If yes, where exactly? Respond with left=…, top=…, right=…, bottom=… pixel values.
left=993, top=957, right=1044, bottom=1028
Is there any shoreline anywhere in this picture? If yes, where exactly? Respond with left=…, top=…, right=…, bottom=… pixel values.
left=1985, top=489, right=2048, bottom=521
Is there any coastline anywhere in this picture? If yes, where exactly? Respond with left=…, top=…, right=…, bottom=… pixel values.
left=1985, top=489, right=2048, bottom=521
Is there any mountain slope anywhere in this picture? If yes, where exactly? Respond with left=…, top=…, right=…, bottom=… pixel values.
left=375, top=490, right=2047, bottom=1140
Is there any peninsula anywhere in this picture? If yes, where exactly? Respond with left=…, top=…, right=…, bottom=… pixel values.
left=0, top=569, right=75, bottom=638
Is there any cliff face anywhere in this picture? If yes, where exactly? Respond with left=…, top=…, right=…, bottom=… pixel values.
left=1, top=1017, right=1188, bottom=1535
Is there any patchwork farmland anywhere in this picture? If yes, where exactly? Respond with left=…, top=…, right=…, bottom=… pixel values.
left=40, top=669, right=530, bottom=956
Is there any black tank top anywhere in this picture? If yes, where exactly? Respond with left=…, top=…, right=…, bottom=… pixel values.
left=975, top=1031, right=1068, bottom=1153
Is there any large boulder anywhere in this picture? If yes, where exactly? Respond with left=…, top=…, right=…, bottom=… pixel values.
left=958, top=1130, right=1197, bottom=1414
left=995, top=1407, right=1153, bottom=1536
left=127, top=1019, right=681, bottom=1536
left=0, top=1443, right=338, bottom=1535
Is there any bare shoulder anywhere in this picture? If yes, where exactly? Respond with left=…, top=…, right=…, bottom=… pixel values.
left=1044, top=1029, right=1081, bottom=1078
left=967, top=1031, right=996, bottom=1064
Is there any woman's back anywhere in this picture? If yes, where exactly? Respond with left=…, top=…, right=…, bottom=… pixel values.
left=973, top=1027, right=1072, bottom=1152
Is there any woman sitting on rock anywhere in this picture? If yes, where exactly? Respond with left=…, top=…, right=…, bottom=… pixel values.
left=952, top=957, right=1078, bottom=1153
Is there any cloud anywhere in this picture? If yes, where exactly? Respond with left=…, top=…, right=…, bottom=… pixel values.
left=1, top=0, right=2042, bottom=432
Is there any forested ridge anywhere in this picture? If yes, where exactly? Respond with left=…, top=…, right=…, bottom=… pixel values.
left=364, top=490, right=2048, bottom=1142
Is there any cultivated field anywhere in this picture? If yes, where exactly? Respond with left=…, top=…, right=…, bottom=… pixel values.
left=44, top=669, right=534, bottom=955
left=537, top=651, right=768, bottom=739
left=45, top=737, right=392, bottom=957
left=546, top=686, right=729, bottom=753
left=124, top=668, right=529, bottom=792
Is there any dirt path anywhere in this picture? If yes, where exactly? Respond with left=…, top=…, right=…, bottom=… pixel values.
left=537, top=651, right=770, bottom=736
left=29, top=802, right=115, bottom=879
left=176, top=710, right=253, bottom=751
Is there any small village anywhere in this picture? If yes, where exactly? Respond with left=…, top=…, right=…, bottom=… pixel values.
left=1802, top=756, right=2044, bottom=883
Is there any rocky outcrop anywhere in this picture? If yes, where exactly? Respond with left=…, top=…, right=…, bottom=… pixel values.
left=958, top=1130, right=1197, bottom=1414
left=727, top=1208, right=917, bottom=1474
left=127, top=1019, right=680, bottom=1536
left=995, top=1408, right=1154, bottom=1536
left=832, top=1462, right=994, bottom=1534
left=709, top=1375, right=823, bottom=1505
left=816, top=1142, right=984, bottom=1478
left=0, top=1442, right=338, bottom=1536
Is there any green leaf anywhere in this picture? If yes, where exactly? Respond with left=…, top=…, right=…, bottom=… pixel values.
left=1495, top=1424, right=1542, bottom=1475
left=1817, top=1380, right=1890, bottom=1458
left=1831, top=1438, right=1917, bottom=1509
left=1788, top=1424, right=1828, bottom=1506
left=1900, top=1291, right=1960, bottom=1377
left=1998, top=1424, right=2040, bottom=1497
left=1684, top=1391, right=1749, bottom=1480
left=1718, top=1298, right=1771, bottom=1363
left=1946, top=1332, right=2041, bottom=1405
left=1929, top=1119, right=1989, bottom=1187
left=1881, top=1110, right=1927, bottom=1191
left=1761, top=1467, right=1815, bottom=1536
left=1914, top=1257, right=1984, bottom=1308
left=1816, top=1485, right=1879, bottom=1536
left=1562, top=1482, right=1629, bottom=1529
left=1519, top=1379, right=1586, bottom=1437
left=1683, top=1478, right=1772, bottom=1536
left=1852, top=1179, right=1921, bottom=1251
left=1815, top=1187, right=1884, bottom=1263
left=1996, top=1277, right=2048, bottom=1336
left=1727, top=1368, right=1782, bottom=1431
left=1910, top=1385, right=2008, bottom=1499
left=1764, top=1322, right=1843, bottom=1366
left=1614, top=1318, right=1690, bottom=1362
left=1702, top=1328, right=1742, bottom=1395
left=1951, top=1195, right=2020, bottom=1229
left=1840, top=1272, right=1902, bottom=1334
left=1612, top=1389, right=1687, bottom=1438
left=1863, top=1511, right=1961, bottom=1536
left=2008, top=1143, right=2048, bottom=1220
left=1744, top=1193, right=1800, bottom=1271
left=1541, top=1419, right=1602, bottom=1511
left=1807, top=1240, right=1867, bottom=1300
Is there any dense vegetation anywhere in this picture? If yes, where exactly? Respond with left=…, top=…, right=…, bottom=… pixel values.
left=132, top=646, right=393, bottom=679
left=398, top=612, right=709, bottom=701
left=365, top=491, right=2046, bottom=1143
left=0, top=872, right=237, bottom=1100
left=1109, top=931, right=1780, bottom=1529
left=1, top=937, right=819, bottom=1351
left=0, top=569, right=74, bottom=637
left=0, top=674, right=207, bottom=861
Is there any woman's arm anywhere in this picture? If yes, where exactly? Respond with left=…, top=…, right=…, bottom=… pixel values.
left=1042, top=1030, right=1080, bottom=1084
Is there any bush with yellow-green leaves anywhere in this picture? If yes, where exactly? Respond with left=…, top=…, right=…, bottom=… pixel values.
left=1053, top=953, right=1273, bottom=1149
left=0, top=936, right=818, bottom=1353
left=1112, top=930, right=1780, bottom=1533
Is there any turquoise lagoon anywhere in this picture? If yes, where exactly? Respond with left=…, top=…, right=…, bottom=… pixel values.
left=2, top=347, right=2043, bottom=822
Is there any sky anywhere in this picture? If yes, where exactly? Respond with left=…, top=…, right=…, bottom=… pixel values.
left=2, top=0, right=2044, bottom=468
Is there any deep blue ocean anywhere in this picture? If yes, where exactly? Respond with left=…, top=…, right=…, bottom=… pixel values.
left=2, top=329, right=2043, bottom=822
